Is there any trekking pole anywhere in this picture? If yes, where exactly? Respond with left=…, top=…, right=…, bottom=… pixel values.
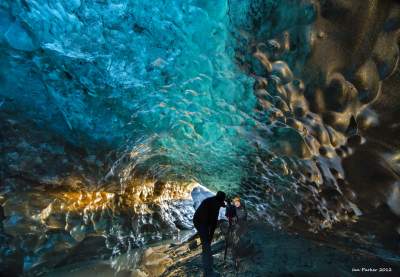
left=224, top=218, right=232, bottom=261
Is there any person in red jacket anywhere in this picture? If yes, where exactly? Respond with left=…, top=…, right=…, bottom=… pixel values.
left=193, top=191, right=226, bottom=277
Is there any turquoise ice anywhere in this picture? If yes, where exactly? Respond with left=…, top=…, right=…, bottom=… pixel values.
left=0, top=0, right=263, bottom=190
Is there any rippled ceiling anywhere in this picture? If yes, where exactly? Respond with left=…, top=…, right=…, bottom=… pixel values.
left=1, top=0, right=400, bottom=275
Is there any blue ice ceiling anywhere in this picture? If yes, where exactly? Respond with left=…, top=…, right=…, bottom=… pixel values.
left=0, top=0, right=264, bottom=189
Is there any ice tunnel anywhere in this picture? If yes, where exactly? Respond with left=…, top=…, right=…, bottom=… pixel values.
left=1, top=0, right=400, bottom=276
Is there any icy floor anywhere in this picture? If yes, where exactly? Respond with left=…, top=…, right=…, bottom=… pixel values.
left=43, top=221, right=400, bottom=277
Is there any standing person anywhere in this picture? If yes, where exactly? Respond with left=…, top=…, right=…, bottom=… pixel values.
left=232, top=197, right=247, bottom=223
left=223, top=197, right=236, bottom=261
left=193, top=191, right=226, bottom=277
left=231, top=196, right=248, bottom=270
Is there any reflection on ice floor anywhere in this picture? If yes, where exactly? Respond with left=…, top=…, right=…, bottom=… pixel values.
left=45, top=221, right=400, bottom=277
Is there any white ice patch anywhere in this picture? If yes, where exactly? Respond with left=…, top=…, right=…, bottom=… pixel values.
left=190, top=185, right=227, bottom=220
left=191, top=185, right=214, bottom=210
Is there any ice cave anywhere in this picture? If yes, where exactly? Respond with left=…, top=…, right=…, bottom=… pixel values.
left=0, top=0, right=400, bottom=276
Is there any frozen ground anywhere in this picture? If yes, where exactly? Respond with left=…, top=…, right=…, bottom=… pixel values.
left=43, top=221, right=400, bottom=277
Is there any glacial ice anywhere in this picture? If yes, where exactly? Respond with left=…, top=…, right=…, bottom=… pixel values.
left=5, top=22, right=37, bottom=51
left=3, top=0, right=400, bottom=275
left=0, top=0, right=264, bottom=189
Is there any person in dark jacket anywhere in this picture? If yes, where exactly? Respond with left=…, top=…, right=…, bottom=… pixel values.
left=193, top=191, right=226, bottom=276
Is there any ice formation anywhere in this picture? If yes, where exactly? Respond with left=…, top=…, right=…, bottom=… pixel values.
left=1, top=0, right=400, bottom=275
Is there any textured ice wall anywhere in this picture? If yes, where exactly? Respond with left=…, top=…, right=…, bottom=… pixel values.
left=2, top=0, right=400, bottom=275
left=0, top=0, right=316, bottom=207
left=0, top=0, right=259, bottom=190
left=0, top=1, right=322, bottom=273
left=0, top=0, right=316, bottom=235
left=0, top=0, right=263, bottom=273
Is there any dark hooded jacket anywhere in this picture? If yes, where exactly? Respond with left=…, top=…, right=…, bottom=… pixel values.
left=193, top=195, right=225, bottom=231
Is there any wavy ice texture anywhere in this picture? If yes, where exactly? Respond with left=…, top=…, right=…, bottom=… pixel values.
left=0, top=0, right=316, bottom=236
left=0, top=0, right=267, bottom=273
left=0, top=0, right=322, bottom=272
left=0, top=0, right=260, bottom=190
left=0, top=0, right=316, bottom=192
left=4, top=0, right=400, bottom=275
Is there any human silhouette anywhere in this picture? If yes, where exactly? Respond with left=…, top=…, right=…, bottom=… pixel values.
left=193, top=191, right=226, bottom=276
